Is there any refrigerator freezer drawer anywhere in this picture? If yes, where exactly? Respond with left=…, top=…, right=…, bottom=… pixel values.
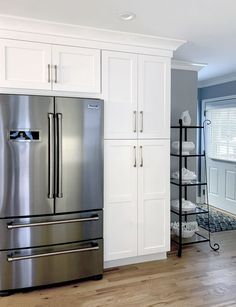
left=0, top=239, right=103, bottom=292
left=0, top=211, right=103, bottom=250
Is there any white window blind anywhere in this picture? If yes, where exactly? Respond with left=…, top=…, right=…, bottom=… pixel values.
left=206, top=107, right=236, bottom=161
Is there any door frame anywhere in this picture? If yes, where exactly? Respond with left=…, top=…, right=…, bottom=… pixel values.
left=199, top=94, right=236, bottom=203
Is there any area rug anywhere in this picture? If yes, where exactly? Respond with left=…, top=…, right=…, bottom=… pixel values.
left=197, top=207, right=236, bottom=233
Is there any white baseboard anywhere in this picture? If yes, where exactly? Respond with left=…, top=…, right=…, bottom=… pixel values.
left=104, top=252, right=167, bottom=269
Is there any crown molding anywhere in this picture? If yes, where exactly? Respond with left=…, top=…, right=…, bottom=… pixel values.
left=171, top=59, right=207, bottom=72
left=198, top=72, right=236, bottom=88
left=0, top=14, right=185, bottom=53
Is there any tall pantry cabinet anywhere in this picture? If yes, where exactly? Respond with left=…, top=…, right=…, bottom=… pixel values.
left=103, top=51, right=170, bottom=264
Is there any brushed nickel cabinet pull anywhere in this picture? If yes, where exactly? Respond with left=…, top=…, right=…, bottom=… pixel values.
left=140, top=111, right=143, bottom=133
left=133, top=111, right=137, bottom=133
left=133, top=146, right=137, bottom=167
left=140, top=146, right=143, bottom=167
left=47, top=64, right=51, bottom=83
left=54, top=65, right=58, bottom=83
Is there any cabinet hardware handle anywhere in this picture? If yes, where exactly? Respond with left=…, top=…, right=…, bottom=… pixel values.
left=47, top=64, right=51, bottom=83
left=7, top=216, right=99, bottom=229
left=7, top=244, right=99, bottom=262
left=133, top=146, right=137, bottom=167
left=133, top=111, right=137, bottom=133
left=140, top=111, right=143, bottom=133
left=54, top=65, right=58, bottom=83
left=140, top=146, right=143, bottom=167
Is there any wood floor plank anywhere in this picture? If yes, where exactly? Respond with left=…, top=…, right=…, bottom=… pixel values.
left=1, top=231, right=236, bottom=306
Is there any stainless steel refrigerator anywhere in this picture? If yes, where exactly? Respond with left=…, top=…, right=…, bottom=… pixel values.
left=0, top=94, right=104, bottom=294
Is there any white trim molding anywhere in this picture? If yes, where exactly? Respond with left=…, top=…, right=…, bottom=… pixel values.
left=202, top=95, right=236, bottom=104
left=198, top=72, right=236, bottom=88
left=104, top=252, right=167, bottom=269
left=172, top=59, right=206, bottom=72
left=0, top=14, right=185, bottom=56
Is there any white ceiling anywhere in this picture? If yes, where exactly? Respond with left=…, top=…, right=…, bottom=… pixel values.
left=1, top=0, right=236, bottom=81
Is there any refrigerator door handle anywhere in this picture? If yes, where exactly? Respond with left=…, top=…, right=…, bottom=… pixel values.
left=48, top=113, right=54, bottom=198
left=7, top=244, right=99, bottom=262
left=7, top=215, right=99, bottom=229
left=56, top=113, right=63, bottom=198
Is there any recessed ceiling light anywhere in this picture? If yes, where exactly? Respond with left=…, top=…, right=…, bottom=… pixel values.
left=119, top=12, right=136, bottom=21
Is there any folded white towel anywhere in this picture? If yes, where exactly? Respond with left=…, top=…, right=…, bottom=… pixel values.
left=171, top=167, right=197, bottom=181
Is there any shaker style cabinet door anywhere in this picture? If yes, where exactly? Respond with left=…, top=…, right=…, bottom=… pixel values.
left=52, top=45, right=100, bottom=93
left=0, top=39, right=52, bottom=90
left=137, top=139, right=170, bottom=255
left=138, top=55, right=170, bottom=139
left=102, top=51, right=138, bottom=139
left=104, top=140, right=138, bottom=261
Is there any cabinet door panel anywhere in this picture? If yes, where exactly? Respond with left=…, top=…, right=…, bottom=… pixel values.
left=104, top=140, right=138, bottom=261
left=138, top=140, right=170, bottom=255
left=0, top=39, right=51, bottom=90
left=102, top=51, right=138, bottom=139
left=52, top=45, right=100, bottom=93
left=138, top=55, right=170, bottom=139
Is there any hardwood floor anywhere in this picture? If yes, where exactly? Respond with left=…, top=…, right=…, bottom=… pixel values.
left=1, top=231, right=236, bottom=307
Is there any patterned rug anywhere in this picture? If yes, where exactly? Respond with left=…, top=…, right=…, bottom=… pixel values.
left=197, top=207, right=236, bottom=233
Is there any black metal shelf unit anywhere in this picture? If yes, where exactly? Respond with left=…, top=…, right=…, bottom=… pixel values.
left=171, top=205, right=209, bottom=216
left=170, top=119, right=220, bottom=257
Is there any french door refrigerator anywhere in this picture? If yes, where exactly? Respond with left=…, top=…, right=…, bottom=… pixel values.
left=0, top=94, right=104, bottom=294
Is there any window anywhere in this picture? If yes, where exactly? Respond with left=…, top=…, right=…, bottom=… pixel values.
left=206, top=107, right=236, bottom=161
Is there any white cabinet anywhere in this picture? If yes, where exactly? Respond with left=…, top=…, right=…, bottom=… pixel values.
left=0, top=39, right=51, bottom=90
left=52, top=45, right=100, bottom=93
left=102, top=51, right=138, bottom=139
left=138, top=55, right=170, bottom=139
left=103, top=51, right=171, bottom=264
left=104, top=139, right=170, bottom=262
left=0, top=39, right=101, bottom=93
left=103, top=51, right=170, bottom=140
left=104, top=140, right=138, bottom=261
left=137, top=140, right=170, bottom=255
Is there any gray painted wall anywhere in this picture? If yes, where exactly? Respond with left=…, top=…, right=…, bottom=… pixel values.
left=171, top=69, right=198, bottom=204
left=171, top=69, right=198, bottom=126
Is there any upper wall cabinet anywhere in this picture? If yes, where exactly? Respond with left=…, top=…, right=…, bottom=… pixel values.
left=0, top=39, right=101, bottom=93
left=102, top=51, right=138, bottom=139
left=0, top=39, right=51, bottom=90
left=103, top=51, right=170, bottom=140
left=52, top=45, right=100, bottom=93
left=138, top=55, right=170, bottom=139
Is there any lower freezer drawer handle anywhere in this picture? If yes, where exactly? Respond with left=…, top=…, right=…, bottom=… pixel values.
left=7, top=216, right=99, bottom=229
left=7, top=245, right=99, bottom=262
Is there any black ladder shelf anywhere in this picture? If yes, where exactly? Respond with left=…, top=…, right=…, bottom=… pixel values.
left=170, top=119, right=220, bottom=257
